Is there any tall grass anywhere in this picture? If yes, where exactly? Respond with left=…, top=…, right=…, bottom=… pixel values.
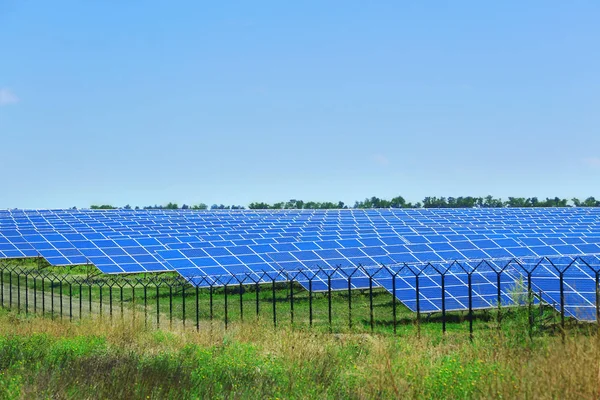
left=0, top=308, right=599, bottom=399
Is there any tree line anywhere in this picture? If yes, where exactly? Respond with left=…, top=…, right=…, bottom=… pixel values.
left=88, top=195, right=600, bottom=210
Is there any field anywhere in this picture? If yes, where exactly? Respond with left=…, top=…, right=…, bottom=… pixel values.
left=1, top=264, right=600, bottom=399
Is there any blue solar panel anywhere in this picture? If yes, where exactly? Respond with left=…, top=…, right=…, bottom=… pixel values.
left=1, top=208, right=600, bottom=319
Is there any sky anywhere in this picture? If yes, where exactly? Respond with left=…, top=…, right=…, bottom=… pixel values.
left=1, top=1, right=599, bottom=209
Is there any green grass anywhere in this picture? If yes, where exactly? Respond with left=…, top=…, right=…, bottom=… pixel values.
left=0, top=307, right=599, bottom=399
left=2, top=260, right=600, bottom=398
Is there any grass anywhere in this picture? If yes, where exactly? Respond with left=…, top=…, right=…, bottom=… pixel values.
left=2, top=260, right=600, bottom=398
left=0, top=307, right=599, bottom=399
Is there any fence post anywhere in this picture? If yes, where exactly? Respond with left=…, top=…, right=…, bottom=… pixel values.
left=289, top=278, right=294, bottom=327
left=468, top=271, right=473, bottom=341
left=369, top=273, right=374, bottom=333
left=24, top=272, right=29, bottom=315
left=272, top=277, right=277, bottom=328
left=238, top=281, right=243, bottom=324
left=559, top=270, right=565, bottom=343
left=155, top=280, right=159, bottom=329
left=415, top=270, right=421, bottom=339
left=88, top=281, right=92, bottom=316
left=0, top=265, right=4, bottom=308
left=224, top=282, right=229, bottom=330
left=169, top=283, right=173, bottom=330
left=195, top=284, right=200, bottom=332
left=209, top=284, right=214, bottom=321
left=69, top=280, right=73, bottom=322
left=41, top=274, right=45, bottom=314
left=9, top=268, right=13, bottom=309
left=309, top=278, right=313, bottom=328
left=441, top=270, right=446, bottom=335
left=50, top=275, right=55, bottom=320
left=33, top=271, right=37, bottom=314
left=255, top=281, right=260, bottom=318
left=182, top=281, right=186, bottom=329
left=497, top=266, right=503, bottom=331
left=98, top=282, right=102, bottom=319
left=79, top=280, right=83, bottom=319
left=109, top=283, right=113, bottom=322
left=348, top=274, right=352, bottom=330
left=144, top=281, right=149, bottom=328
left=60, top=277, right=65, bottom=320
left=16, top=270, right=21, bottom=313
left=596, top=270, right=600, bottom=336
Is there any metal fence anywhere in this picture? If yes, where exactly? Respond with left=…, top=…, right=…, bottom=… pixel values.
left=1, top=256, right=599, bottom=339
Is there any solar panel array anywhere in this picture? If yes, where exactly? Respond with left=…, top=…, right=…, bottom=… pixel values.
left=1, top=208, right=599, bottom=320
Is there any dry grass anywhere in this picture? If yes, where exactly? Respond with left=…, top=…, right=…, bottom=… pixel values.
left=0, top=309, right=599, bottom=399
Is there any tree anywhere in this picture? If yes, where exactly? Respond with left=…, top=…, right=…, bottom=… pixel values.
left=248, top=202, right=271, bottom=209
left=583, top=197, right=600, bottom=207
left=90, top=205, right=116, bottom=209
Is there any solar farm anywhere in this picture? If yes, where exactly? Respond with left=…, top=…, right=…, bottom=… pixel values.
left=2, top=207, right=600, bottom=324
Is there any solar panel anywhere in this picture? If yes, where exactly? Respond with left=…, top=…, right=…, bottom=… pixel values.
left=1, top=208, right=600, bottom=319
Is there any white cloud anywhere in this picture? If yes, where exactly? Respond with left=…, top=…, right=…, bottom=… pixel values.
left=373, top=154, right=389, bottom=166
left=0, top=88, right=19, bottom=106
left=583, top=157, right=600, bottom=168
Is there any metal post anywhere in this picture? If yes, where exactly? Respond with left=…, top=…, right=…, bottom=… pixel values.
left=120, top=285, right=124, bottom=321
left=527, top=272, right=533, bottom=340
left=9, top=272, right=12, bottom=309
left=272, top=279, right=277, bottom=327
left=348, top=275, right=352, bottom=330
left=33, top=274, right=37, bottom=313
left=155, top=284, right=159, bottom=328
left=24, top=275, right=28, bottom=315
left=289, top=280, right=294, bottom=326
left=169, top=285, right=173, bottom=329
left=209, top=286, right=214, bottom=321
left=309, top=279, right=313, bottom=328
left=497, top=271, right=502, bottom=330
left=441, top=273, right=446, bottom=335
left=0, top=267, right=4, bottom=308
left=224, top=284, right=229, bottom=330
left=468, top=273, right=473, bottom=341
left=328, top=276, right=333, bottom=332
left=195, top=285, right=200, bottom=332
left=143, top=284, right=148, bottom=327
left=392, top=275, right=397, bottom=335
left=255, top=282, right=260, bottom=318
left=41, top=277, right=45, bottom=314
left=132, top=284, right=136, bottom=324
left=238, top=282, right=243, bottom=323
left=369, top=275, right=374, bottom=333
left=415, top=274, right=421, bottom=339
left=79, top=283, right=83, bottom=319
left=88, top=284, right=92, bottom=315
left=59, top=279, right=64, bottom=320
left=69, top=282, right=73, bottom=321
left=109, top=285, right=113, bottom=322
left=560, top=271, right=565, bottom=343
left=182, top=284, right=186, bottom=328
left=596, top=271, right=600, bottom=336
left=98, top=285, right=102, bottom=319
left=17, top=273, right=20, bottom=313
left=51, top=278, right=54, bottom=319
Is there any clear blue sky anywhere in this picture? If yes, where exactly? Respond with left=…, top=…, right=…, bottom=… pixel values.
left=1, top=1, right=599, bottom=209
